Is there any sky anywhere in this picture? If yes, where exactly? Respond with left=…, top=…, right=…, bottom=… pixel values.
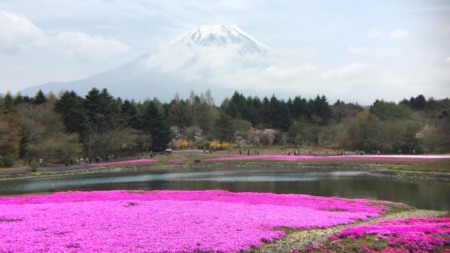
left=0, top=0, right=449, bottom=104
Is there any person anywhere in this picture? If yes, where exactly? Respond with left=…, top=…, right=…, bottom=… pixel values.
left=239, top=149, right=242, bottom=155
left=39, top=158, right=43, bottom=166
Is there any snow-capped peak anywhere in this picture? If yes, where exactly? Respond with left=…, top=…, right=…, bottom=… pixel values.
left=170, top=25, right=269, bottom=55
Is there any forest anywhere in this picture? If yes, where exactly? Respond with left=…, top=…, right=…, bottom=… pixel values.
left=0, top=88, right=449, bottom=167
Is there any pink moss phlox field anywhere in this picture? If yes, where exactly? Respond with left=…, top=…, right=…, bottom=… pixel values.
left=208, top=154, right=450, bottom=163
left=338, top=218, right=450, bottom=252
left=0, top=190, right=388, bottom=253
left=88, top=158, right=158, bottom=167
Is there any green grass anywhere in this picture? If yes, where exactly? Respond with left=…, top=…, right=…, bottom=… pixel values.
left=387, top=160, right=450, bottom=174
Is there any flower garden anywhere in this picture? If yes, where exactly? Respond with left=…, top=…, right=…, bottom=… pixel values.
left=298, top=218, right=450, bottom=252
left=0, top=190, right=404, bottom=252
left=208, top=154, right=450, bottom=163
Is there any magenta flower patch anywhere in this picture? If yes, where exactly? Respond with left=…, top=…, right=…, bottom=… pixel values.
left=338, top=218, right=450, bottom=252
left=208, top=154, right=450, bottom=163
left=0, top=190, right=388, bottom=252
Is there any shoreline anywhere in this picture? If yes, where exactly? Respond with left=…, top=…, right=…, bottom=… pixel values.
left=1, top=161, right=449, bottom=182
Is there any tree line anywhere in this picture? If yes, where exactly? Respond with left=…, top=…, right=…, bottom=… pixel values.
left=0, top=88, right=448, bottom=167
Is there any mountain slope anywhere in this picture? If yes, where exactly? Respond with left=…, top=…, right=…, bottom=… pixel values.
left=20, top=25, right=270, bottom=102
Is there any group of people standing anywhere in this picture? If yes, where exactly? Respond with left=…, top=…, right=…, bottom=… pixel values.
left=68, top=153, right=118, bottom=166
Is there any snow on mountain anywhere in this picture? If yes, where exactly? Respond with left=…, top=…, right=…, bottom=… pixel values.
left=170, top=25, right=269, bottom=55
left=20, top=25, right=270, bottom=102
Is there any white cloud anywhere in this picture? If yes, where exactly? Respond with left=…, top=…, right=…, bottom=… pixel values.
left=261, top=64, right=315, bottom=79
left=346, top=46, right=367, bottom=55
left=366, top=28, right=382, bottom=38
left=0, top=10, right=46, bottom=52
left=0, top=10, right=130, bottom=63
left=389, top=28, right=410, bottom=40
left=55, top=32, right=130, bottom=64
left=321, top=63, right=371, bottom=79
left=0, top=9, right=132, bottom=93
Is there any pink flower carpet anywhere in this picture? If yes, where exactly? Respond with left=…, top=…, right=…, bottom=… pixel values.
left=208, top=154, right=450, bottom=163
left=0, top=190, right=390, bottom=252
left=338, top=218, right=450, bottom=252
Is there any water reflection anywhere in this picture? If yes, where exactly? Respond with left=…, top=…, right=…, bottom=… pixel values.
left=0, top=167, right=448, bottom=210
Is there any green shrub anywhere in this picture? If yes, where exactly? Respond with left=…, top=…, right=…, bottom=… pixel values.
left=1, top=153, right=16, bottom=167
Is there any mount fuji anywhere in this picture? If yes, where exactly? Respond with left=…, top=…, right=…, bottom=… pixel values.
left=20, top=25, right=270, bottom=102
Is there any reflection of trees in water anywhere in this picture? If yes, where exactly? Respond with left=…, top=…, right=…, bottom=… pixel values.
left=1, top=169, right=448, bottom=210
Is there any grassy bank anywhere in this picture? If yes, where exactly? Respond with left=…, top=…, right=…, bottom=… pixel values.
left=1, top=151, right=449, bottom=181
left=386, top=159, right=450, bottom=174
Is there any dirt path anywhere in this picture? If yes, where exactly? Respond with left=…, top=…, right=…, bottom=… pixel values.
left=255, top=209, right=447, bottom=253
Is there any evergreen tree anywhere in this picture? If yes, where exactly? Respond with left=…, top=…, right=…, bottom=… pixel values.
left=290, top=96, right=309, bottom=121
left=309, top=95, right=332, bottom=125
left=410, top=95, right=427, bottom=110
left=224, top=99, right=239, bottom=118
left=0, top=92, right=14, bottom=113
left=121, top=100, right=139, bottom=129
left=84, top=88, right=117, bottom=126
left=268, top=95, right=291, bottom=131
left=261, top=97, right=271, bottom=126
left=212, top=112, right=235, bottom=142
left=230, top=91, right=248, bottom=119
left=140, top=101, right=171, bottom=151
left=55, top=91, right=86, bottom=134
left=33, top=90, right=47, bottom=105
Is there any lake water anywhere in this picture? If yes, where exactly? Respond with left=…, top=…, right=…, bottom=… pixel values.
left=0, top=167, right=448, bottom=210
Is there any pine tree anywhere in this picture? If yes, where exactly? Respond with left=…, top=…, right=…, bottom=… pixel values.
left=140, top=101, right=171, bottom=151
left=0, top=92, right=13, bottom=113
left=121, top=100, right=139, bottom=128
left=33, top=90, right=47, bottom=105
left=55, top=91, right=86, bottom=133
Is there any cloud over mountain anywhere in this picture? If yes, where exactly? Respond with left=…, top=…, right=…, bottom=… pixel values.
left=20, top=25, right=273, bottom=102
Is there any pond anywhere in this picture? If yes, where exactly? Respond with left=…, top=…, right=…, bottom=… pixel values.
left=0, top=167, right=448, bottom=210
